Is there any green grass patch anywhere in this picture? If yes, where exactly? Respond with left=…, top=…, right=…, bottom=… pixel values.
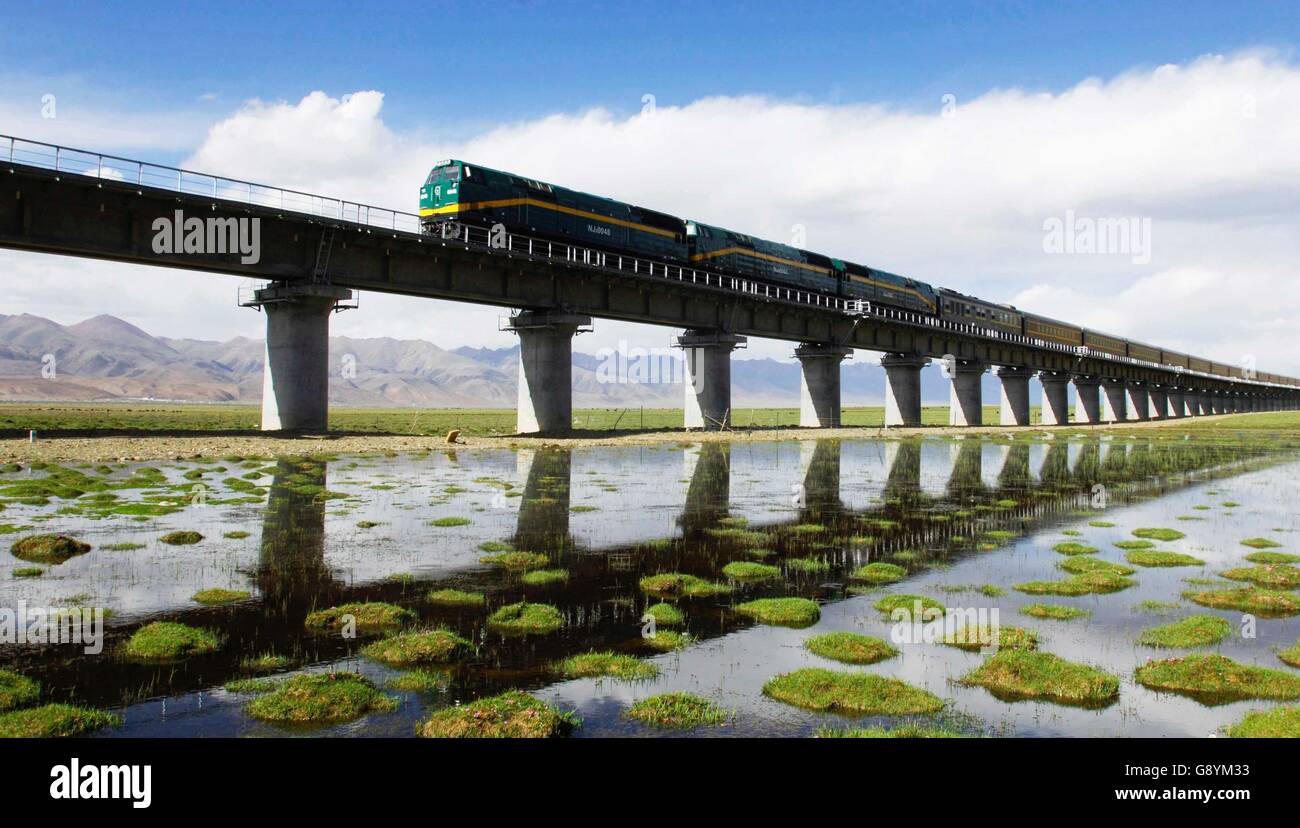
left=642, top=629, right=691, bottom=652
left=122, top=621, right=221, bottom=662
left=1138, top=615, right=1232, bottom=648
left=224, top=677, right=280, bottom=694
left=1226, top=706, right=1300, bottom=738
left=850, top=562, right=907, bottom=584
left=643, top=603, right=684, bottom=626
left=1182, top=587, right=1300, bottom=618
left=1245, top=551, right=1300, bottom=564
left=1088, top=520, right=1117, bottom=528
left=1020, top=603, right=1089, bottom=621
left=763, top=668, right=944, bottom=715
left=1115, top=539, right=1156, bottom=550
left=159, top=530, right=203, bottom=545
left=1126, top=550, right=1204, bottom=567
left=488, top=602, right=564, bottom=636
left=1220, top=564, right=1300, bottom=589
left=0, top=704, right=119, bottom=738
left=1279, top=641, right=1300, bottom=668
left=9, top=533, right=90, bottom=564
left=874, top=593, right=945, bottom=619
left=625, top=692, right=730, bottom=729
left=1131, top=527, right=1186, bottom=541
left=1135, top=654, right=1300, bottom=704
left=427, top=588, right=485, bottom=607
left=520, top=568, right=569, bottom=586
left=386, top=671, right=449, bottom=693
left=1058, top=556, right=1135, bottom=576
left=721, top=561, right=781, bottom=581
left=1052, top=542, right=1099, bottom=556
left=304, top=602, right=415, bottom=633
left=223, top=530, right=251, bottom=539
left=430, top=516, right=471, bottom=527
left=960, top=650, right=1119, bottom=708
left=0, top=670, right=39, bottom=712
left=817, top=723, right=966, bottom=738
left=804, top=632, right=898, bottom=664
left=480, top=551, right=549, bottom=570
left=191, top=588, right=250, bottom=605
left=1241, top=537, right=1282, bottom=549
left=733, top=597, right=820, bottom=627
left=247, top=672, right=397, bottom=724
left=1015, top=570, right=1134, bottom=596
left=240, top=653, right=292, bottom=673
left=10, top=567, right=42, bottom=578
left=361, top=629, right=472, bottom=666
left=639, top=572, right=732, bottom=597
left=418, top=690, right=575, bottom=738
left=1136, top=600, right=1182, bottom=614
left=553, top=651, right=659, bottom=681
left=942, top=625, right=1038, bottom=652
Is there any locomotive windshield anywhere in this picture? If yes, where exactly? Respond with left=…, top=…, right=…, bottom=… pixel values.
left=425, top=164, right=461, bottom=185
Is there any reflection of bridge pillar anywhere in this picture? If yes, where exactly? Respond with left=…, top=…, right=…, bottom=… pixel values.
left=1125, top=382, right=1149, bottom=421
left=795, top=344, right=852, bottom=427
left=1166, top=388, right=1185, bottom=418
left=1039, top=441, right=1071, bottom=486
left=949, top=361, right=987, bottom=426
left=881, top=354, right=929, bottom=427
left=513, top=447, right=572, bottom=553
left=1101, top=380, right=1127, bottom=423
left=996, top=366, right=1033, bottom=426
left=799, top=439, right=842, bottom=517
left=245, top=283, right=354, bottom=432
left=677, top=330, right=746, bottom=430
left=507, top=311, right=591, bottom=434
left=882, top=440, right=922, bottom=504
left=1072, top=441, right=1102, bottom=486
left=945, top=440, right=985, bottom=500
left=680, top=442, right=731, bottom=534
left=258, top=458, right=333, bottom=617
left=997, top=441, right=1032, bottom=489
left=1073, top=376, right=1102, bottom=424
left=1039, top=371, right=1071, bottom=426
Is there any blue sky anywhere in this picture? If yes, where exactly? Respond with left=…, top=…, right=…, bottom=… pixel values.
left=5, top=0, right=1299, bottom=151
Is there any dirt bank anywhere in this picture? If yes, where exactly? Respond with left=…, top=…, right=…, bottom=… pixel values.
left=0, top=414, right=1240, bottom=464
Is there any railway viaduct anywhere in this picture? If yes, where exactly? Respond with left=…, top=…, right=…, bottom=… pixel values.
left=3, top=135, right=1297, bottom=433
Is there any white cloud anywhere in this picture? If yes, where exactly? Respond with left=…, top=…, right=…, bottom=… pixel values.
left=6, top=51, right=1300, bottom=377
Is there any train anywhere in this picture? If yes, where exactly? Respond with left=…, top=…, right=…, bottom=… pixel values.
left=418, top=159, right=1256, bottom=381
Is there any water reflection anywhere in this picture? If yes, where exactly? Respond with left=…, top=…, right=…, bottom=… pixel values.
left=1, top=433, right=1296, bottom=737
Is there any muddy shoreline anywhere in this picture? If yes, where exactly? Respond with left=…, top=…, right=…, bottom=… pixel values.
left=0, top=414, right=1239, bottom=463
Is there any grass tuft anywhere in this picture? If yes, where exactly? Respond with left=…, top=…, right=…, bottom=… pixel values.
left=639, top=572, right=732, bottom=597
left=427, top=588, right=485, bottom=607
left=763, top=668, right=944, bottom=715
left=361, top=629, right=473, bottom=666
left=0, top=670, right=40, bottom=712
left=159, top=530, right=203, bottom=545
left=804, top=632, right=898, bottom=664
left=487, top=602, right=564, bottom=636
left=192, top=588, right=251, bottom=605
left=1125, top=549, right=1204, bottom=567
left=9, top=533, right=90, bottom=564
left=625, top=692, right=730, bottom=729
left=1131, top=527, right=1186, bottom=541
left=122, top=621, right=221, bottom=662
left=0, top=704, right=119, bottom=738
left=1138, top=615, right=1232, bottom=648
left=1226, top=706, right=1300, bottom=738
left=960, top=650, right=1119, bottom=708
left=247, top=672, right=397, bottom=724
left=1020, top=603, right=1089, bottom=621
left=418, top=690, right=575, bottom=738
left=304, top=602, right=415, bottom=633
left=553, top=651, right=659, bottom=681
left=1135, top=654, right=1300, bottom=704
left=850, top=562, right=907, bottom=584
left=1182, top=587, right=1300, bottom=618
left=733, top=597, right=820, bottom=627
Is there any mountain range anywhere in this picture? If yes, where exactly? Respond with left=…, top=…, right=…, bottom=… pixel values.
left=0, top=313, right=995, bottom=407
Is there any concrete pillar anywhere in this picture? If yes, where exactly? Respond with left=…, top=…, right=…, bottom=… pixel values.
left=881, top=354, right=929, bottom=427
left=1209, top=392, right=1222, bottom=415
left=1124, top=382, right=1148, bottom=421
left=1199, top=392, right=1212, bottom=415
left=247, top=283, right=354, bottom=432
left=1101, top=381, right=1127, bottom=423
left=996, top=366, right=1033, bottom=426
left=948, top=361, right=987, bottom=427
left=1166, top=388, right=1185, bottom=418
left=1039, top=372, right=1071, bottom=426
left=1147, top=385, right=1168, bottom=420
left=795, top=343, right=852, bottom=427
left=1073, top=376, right=1102, bottom=424
left=508, top=311, right=591, bottom=434
left=676, top=330, right=746, bottom=430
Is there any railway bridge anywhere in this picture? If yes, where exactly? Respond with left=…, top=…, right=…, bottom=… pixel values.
left=2, top=134, right=1297, bottom=433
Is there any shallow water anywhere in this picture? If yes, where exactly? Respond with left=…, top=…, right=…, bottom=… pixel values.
left=1, top=434, right=1297, bottom=737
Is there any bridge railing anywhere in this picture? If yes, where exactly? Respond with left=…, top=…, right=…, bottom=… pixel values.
left=3, top=134, right=1290, bottom=390
left=2, top=134, right=424, bottom=234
